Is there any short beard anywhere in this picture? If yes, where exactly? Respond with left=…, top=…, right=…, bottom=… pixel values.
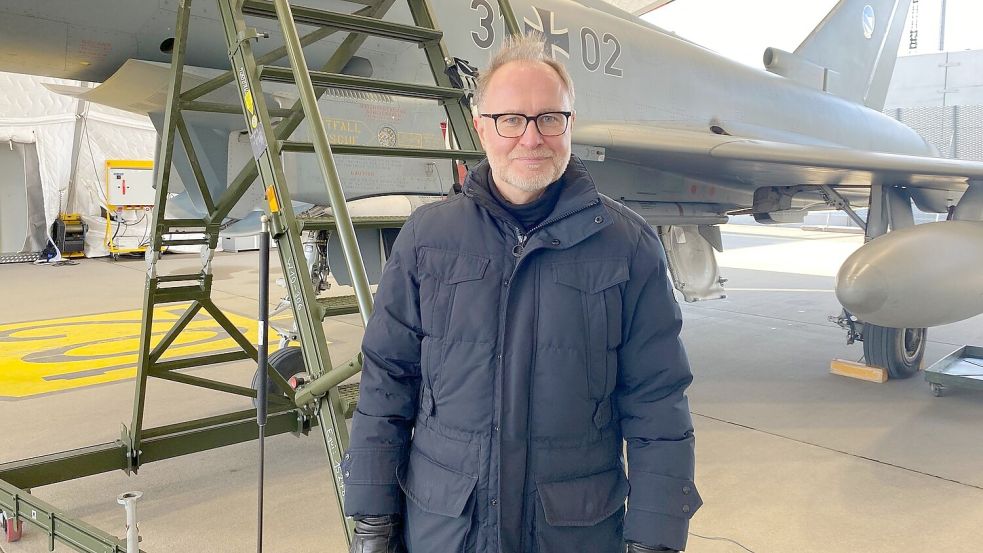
left=493, top=148, right=569, bottom=193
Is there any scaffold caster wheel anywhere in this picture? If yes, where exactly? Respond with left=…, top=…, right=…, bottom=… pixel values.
left=930, top=383, right=945, bottom=397
left=2, top=513, right=24, bottom=542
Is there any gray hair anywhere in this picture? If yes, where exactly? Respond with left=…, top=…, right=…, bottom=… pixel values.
left=473, top=32, right=576, bottom=111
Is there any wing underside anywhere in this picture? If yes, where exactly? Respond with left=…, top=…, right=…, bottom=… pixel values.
left=574, top=122, right=983, bottom=192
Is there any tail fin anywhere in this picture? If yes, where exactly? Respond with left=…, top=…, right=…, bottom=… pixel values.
left=793, top=0, right=912, bottom=109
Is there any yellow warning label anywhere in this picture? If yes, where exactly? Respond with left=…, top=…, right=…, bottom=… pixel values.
left=0, top=304, right=282, bottom=399
left=265, top=186, right=280, bottom=213
left=244, top=90, right=255, bottom=115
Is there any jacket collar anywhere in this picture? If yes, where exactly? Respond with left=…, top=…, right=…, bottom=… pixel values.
left=462, top=155, right=610, bottom=248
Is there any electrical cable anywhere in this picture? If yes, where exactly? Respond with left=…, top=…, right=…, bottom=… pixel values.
left=110, top=206, right=150, bottom=252
left=688, top=532, right=756, bottom=552
left=81, top=109, right=114, bottom=211
left=139, top=212, right=152, bottom=247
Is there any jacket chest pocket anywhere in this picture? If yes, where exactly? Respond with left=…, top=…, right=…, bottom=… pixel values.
left=418, top=247, right=490, bottom=337
left=550, top=258, right=629, bottom=406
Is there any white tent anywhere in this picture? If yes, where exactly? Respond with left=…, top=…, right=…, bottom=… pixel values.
left=0, top=70, right=157, bottom=259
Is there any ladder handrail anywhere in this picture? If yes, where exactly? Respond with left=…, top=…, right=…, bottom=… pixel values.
left=273, top=0, right=375, bottom=326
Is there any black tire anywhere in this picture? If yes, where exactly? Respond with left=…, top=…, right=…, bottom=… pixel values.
left=863, top=325, right=927, bottom=379
left=251, top=346, right=306, bottom=408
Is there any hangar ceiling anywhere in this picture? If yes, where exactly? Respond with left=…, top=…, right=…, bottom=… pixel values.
left=600, top=0, right=676, bottom=16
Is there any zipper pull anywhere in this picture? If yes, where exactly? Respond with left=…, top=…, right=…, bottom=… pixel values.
left=512, top=229, right=526, bottom=258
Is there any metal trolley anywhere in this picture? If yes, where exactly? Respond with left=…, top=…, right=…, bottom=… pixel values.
left=925, top=345, right=983, bottom=397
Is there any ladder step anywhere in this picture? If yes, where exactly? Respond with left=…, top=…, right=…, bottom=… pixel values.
left=182, top=101, right=295, bottom=119
left=162, top=238, right=210, bottom=247
left=299, top=215, right=409, bottom=232
left=162, top=219, right=208, bottom=230
left=260, top=66, right=464, bottom=101
left=338, top=382, right=360, bottom=420
left=156, top=273, right=206, bottom=284
left=241, top=0, right=442, bottom=44
left=280, top=141, right=485, bottom=161
left=316, top=295, right=361, bottom=319
left=153, top=285, right=210, bottom=304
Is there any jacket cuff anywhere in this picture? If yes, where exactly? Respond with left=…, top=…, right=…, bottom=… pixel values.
left=623, top=470, right=701, bottom=551
left=624, top=510, right=690, bottom=552
left=344, top=483, right=403, bottom=517
left=341, top=446, right=406, bottom=517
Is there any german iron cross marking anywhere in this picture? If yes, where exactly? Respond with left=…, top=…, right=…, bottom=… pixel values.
left=524, top=7, right=570, bottom=59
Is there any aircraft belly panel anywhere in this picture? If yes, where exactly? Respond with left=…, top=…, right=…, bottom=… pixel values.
left=0, top=13, right=68, bottom=77
left=583, top=158, right=748, bottom=209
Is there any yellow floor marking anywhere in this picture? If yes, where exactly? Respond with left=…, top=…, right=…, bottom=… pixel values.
left=0, top=304, right=280, bottom=399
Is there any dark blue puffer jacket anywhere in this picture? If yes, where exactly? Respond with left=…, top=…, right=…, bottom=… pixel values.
left=342, top=155, right=701, bottom=552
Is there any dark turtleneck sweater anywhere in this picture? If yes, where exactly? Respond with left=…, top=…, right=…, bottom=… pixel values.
left=487, top=174, right=564, bottom=232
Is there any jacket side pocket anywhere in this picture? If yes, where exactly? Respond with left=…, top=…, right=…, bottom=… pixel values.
left=398, top=440, right=479, bottom=552
left=534, top=467, right=629, bottom=553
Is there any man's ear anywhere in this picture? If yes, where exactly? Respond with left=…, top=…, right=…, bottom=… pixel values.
left=473, top=113, right=488, bottom=146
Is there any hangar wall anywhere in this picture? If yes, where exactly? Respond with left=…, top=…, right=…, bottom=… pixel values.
left=884, top=49, right=983, bottom=161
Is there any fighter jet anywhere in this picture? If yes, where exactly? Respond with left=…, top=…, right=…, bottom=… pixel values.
left=3, top=0, right=982, bottom=379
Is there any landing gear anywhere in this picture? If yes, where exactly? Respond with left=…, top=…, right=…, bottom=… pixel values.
left=251, top=346, right=306, bottom=408
left=863, top=325, right=927, bottom=379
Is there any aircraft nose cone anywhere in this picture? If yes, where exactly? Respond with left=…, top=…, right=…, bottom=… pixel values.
left=835, top=258, right=889, bottom=317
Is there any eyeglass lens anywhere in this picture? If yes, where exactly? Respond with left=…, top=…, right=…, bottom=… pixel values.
left=497, top=113, right=568, bottom=138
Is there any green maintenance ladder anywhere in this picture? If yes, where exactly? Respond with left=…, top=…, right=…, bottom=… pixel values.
left=131, top=0, right=497, bottom=543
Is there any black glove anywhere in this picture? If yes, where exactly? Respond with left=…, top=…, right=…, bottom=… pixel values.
left=349, top=515, right=406, bottom=553
left=626, top=541, right=678, bottom=553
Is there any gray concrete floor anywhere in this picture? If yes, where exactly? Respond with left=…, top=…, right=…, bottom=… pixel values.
left=2, top=226, right=983, bottom=552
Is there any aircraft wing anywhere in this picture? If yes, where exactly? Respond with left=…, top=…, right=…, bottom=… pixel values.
left=574, top=122, right=983, bottom=192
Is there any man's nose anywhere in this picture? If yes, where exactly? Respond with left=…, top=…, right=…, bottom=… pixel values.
left=518, top=119, right=544, bottom=148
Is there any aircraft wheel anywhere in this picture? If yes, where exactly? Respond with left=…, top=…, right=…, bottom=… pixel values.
left=251, top=346, right=306, bottom=408
left=863, top=325, right=926, bottom=379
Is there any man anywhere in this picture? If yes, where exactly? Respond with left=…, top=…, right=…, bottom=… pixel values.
left=341, top=33, right=700, bottom=553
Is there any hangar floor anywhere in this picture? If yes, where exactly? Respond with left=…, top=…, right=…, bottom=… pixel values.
left=2, top=225, right=983, bottom=552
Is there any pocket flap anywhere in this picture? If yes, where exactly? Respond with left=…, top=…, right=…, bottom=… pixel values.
left=553, top=258, right=629, bottom=294
left=420, top=247, right=489, bottom=284
left=537, top=468, right=629, bottom=527
left=399, top=449, right=478, bottom=518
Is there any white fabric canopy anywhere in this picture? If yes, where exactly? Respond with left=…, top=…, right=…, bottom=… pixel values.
left=0, top=71, right=156, bottom=257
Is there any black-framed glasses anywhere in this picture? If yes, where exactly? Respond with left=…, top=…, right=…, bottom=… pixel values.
left=480, top=111, right=572, bottom=138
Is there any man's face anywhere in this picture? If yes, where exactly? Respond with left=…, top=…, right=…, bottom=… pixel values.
left=474, top=61, right=574, bottom=202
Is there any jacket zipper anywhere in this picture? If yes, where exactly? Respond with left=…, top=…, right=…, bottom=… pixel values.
left=527, top=199, right=600, bottom=237
left=508, top=199, right=600, bottom=261
left=491, top=197, right=601, bottom=545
